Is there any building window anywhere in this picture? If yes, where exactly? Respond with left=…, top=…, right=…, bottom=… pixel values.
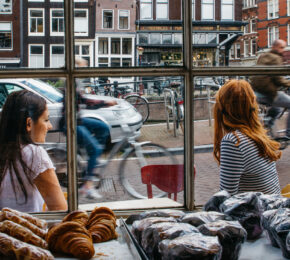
left=268, top=0, right=279, bottom=19
left=74, top=9, right=88, bottom=35
left=0, top=22, right=12, bottom=50
left=50, top=45, right=65, bottom=68
left=119, top=10, right=129, bottom=30
left=251, top=19, right=256, bottom=32
left=140, top=0, right=152, bottom=20
left=75, top=44, right=90, bottom=65
left=244, top=21, right=250, bottom=34
left=51, top=9, right=64, bottom=36
left=174, top=33, right=182, bottom=44
left=243, top=0, right=256, bottom=8
left=192, top=0, right=195, bottom=20
left=236, top=43, right=241, bottom=58
left=221, top=0, right=234, bottom=20
left=194, top=33, right=206, bottom=44
left=98, top=38, right=108, bottom=54
left=111, top=38, right=120, bottom=54
left=201, top=0, right=214, bottom=20
left=150, top=33, right=161, bottom=44
left=98, top=57, right=108, bottom=67
left=29, top=9, right=44, bottom=36
left=29, top=45, right=44, bottom=68
left=162, top=34, right=172, bottom=44
left=156, top=0, right=168, bottom=19
left=251, top=39, right=257, bottom=55
left=122, top=38, right=132, bottom=54
left=244, top=40, right=249, bottom=57
left=268, top=26, right=279, bottom=46
left=103, top=10, right=113, bottom=29
left=122, top=58, right=131, bottom=67
left=139, top=33, right=149, bottom=44
left=111, top=58, right=120, bottom=67
left=0, top=0, right=12, bottom=13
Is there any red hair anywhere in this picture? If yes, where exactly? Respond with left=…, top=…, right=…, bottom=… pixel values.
left=213, top=79, right=281, bottom=163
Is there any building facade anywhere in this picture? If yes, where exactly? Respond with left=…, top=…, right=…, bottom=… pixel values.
left=0, top=0, right=21, bottom=68
left=22, top=0, right=96, bottom=68
left=230, top=0, right=290, bottom=66
left=94, top=0, right=136, bottom=68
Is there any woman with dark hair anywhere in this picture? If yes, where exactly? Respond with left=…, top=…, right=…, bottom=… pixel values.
left=213, top=79, right=281, bottom=195
left=0, top=90, right=67, bottom=212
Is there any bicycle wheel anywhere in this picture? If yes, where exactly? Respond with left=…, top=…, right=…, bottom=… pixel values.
left=119, top=143, right=179, bottom=199
left=125, top=95, right=149, bottom=123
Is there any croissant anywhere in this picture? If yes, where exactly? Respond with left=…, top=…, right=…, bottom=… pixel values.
left=86, top=206, right=118, bottom=243
left=46, top=221, right=95, bottom=260
left=2, top=208, right=47, bottom=229
left=0, top=220, right=48, bottom=249
left=0, top=232, right=54, bottom=260
left=0, top=211, right=46, bottom=239
left=87, top=213, right=116, bottom=227
left=62, top=210, right=89, bottom=226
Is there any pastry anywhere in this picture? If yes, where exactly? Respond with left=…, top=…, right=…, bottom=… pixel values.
left=0, top=220, right=48, bottom=249
left=0, top=232, right=54, bottom=260
left=46, top=221, right=95, bottom=260
left=2, top=208, right=47, bottom=229
left=62, top=210, right=89, bottom=226
left=0, top=211, right=47, bottom=238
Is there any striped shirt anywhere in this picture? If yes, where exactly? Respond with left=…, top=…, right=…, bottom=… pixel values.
left=220, top=131, right=281, bottom=195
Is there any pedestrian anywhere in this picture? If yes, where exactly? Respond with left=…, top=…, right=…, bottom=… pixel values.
left=0, top=90, right=67, bottom=212
left=213, top=79, right=281, bottom=195
left=250, top=39, right=290, bottom=137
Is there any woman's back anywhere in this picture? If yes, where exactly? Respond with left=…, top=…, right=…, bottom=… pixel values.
left=220, top=131, right=281, bottom=195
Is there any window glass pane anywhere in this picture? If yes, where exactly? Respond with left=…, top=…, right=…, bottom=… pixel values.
left=0, top=22, right=12, bottom=49
left=163, top=34, right=172, bottom=44
left=111, top=38, right=120, bottom=54
left=119, top=10, right=129, bottom=29
left=156, top=4, right=168, bottom=19
left=221, top=5, right=233, bottom=20
left=103, top=10, right=113, bottom=29
left=0, top=0, right=12, bottom=13
left=75, top=75, right=185, bottom=210
left=140, top=3, right=152, bottom=19
left=74, top=10, right=88, bottom=35
left=98, top=38, right=108, bottom=54
left=122, top=38, right=132, bottom=54
left=150, top=33, right=161, bottom=44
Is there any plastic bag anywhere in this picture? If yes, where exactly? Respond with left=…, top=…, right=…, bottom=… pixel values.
left=125, top=209, right=185, bottom=225
left=203, top=190, right=231, bottom=212
left=287, top=232, right=290, bottom=252
left=158, top=233, right=222, bottom=260
left=141, top=222, right=198, bottom=259
left=180, top=211, right=227, bottom=227
left=261, top=209, right=280, bottom=247
left=198, top=220, right=247, bottom=260
left=131, top=217, right=176, bottom=243
left=220, top=192, right=263, bottom=240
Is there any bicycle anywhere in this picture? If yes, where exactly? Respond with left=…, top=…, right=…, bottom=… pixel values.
left=164, top=82, right=184, bottom=137
left=43, top=124, right=177, bottom=199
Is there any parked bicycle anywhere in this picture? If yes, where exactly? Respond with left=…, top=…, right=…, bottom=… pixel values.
left=164, top=82, right=184, bottom=137
left=43, top=124, right=177, bottom=199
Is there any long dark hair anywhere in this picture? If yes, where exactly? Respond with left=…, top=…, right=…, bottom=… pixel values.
left=0, top=90, right=47, bottom=204
left=213, top=80, right=281, bottom=163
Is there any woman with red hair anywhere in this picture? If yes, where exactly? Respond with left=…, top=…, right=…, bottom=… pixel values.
left=213, top=79, right=281, bottom=195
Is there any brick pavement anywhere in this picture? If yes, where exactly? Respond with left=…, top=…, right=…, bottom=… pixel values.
left=79, top=119, right=289, bottom=206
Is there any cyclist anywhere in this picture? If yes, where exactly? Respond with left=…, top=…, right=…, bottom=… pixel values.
left=60, top=58, right=117, bottom=199
left=250, top=39, right=290, bottom=138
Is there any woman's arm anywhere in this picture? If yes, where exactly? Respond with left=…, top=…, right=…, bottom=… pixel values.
left=33, top=169, right=68, bottom=211
left=220, top=139, right=244, bottom=195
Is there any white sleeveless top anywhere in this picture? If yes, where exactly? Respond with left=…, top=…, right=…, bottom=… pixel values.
left=0, top=144, right=54, bottom=213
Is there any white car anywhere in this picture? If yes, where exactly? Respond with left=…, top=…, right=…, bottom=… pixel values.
left=0, top=78, right=143, bottom=143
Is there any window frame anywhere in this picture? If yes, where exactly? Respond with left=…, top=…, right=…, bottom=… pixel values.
left=221, top=0, right=234, bottom=21
left=1, top=0, right=288, bottom=218
left=201, top=0, right=215, bottom=21
left=28, top=44, right=45, bottom=68
left=102, top=9, right=114, bottom=30
left=140, top=0, right=153, bottom=20
left=118, top=10, right=130, bottom=30
left=267, top=0, right=279, bottom=19
left=156, top=0, right=169, bottom=20
left=28, top=8, right=45, bottom=36
left=0, top=0, right=12, bottom=14
left=268, top=26, right=279, bottom=47
left=50, top=44, right=65, bottom=68
left=74, top=8, right=88, bottom=36
left=0, top=22, right=12, bottom=51
left=50, top=8, right=64, bottom=36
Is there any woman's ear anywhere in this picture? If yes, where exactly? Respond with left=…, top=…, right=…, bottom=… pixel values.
left=26, top=117, right=32, bottom=132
